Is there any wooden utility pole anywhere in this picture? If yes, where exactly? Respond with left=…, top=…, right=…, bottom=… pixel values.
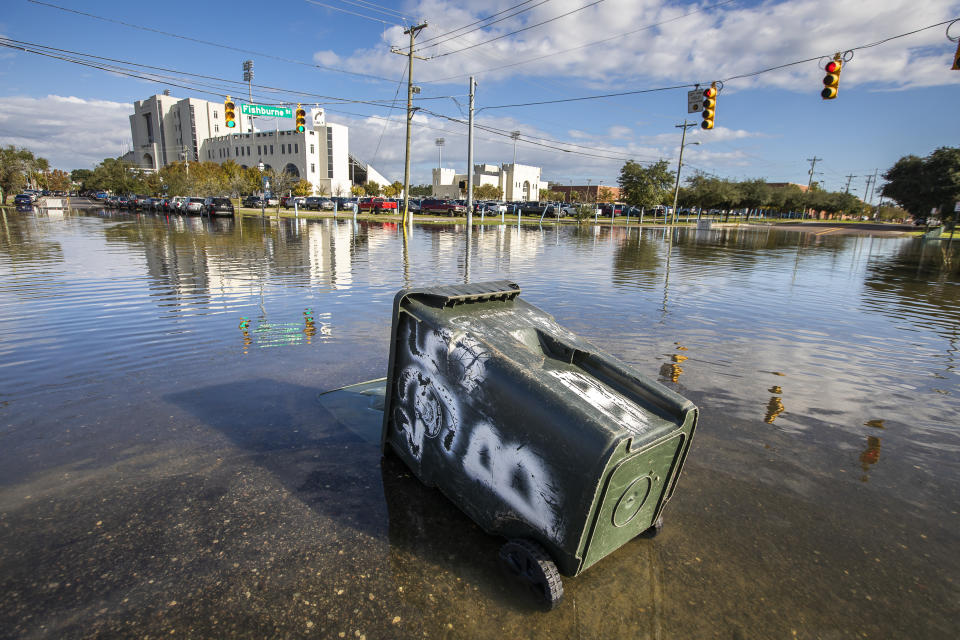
left=392, top=23, right=427, bottom=226
left=671, top=121, right=698, bottom=225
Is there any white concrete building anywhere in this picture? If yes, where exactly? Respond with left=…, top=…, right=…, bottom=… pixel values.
left=199, top=120, right=352, bottom=197
left=129, top=94, right=251, bottom=171
left=431, top=163, right=543, bottom=201
left=130, top=96, right=353, bottom=195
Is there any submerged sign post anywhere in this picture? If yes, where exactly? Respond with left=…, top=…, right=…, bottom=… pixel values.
left=240, top=104, right=293, bottom=119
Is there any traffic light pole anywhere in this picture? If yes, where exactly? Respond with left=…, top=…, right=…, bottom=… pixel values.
left=804, top=156, right=822, bottom=220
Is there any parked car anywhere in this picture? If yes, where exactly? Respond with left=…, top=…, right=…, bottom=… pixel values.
left=317, top=198, right=336, bottom=211
left=14, top=193, right=33, bottom=206
left=204, top=196, right=235, bottom=216
left=242, top=195, right=264, bottom=208
left=420, top=199, right=466, bottom=216
left=913, top=218, right=927, bottom=226
left=357, top=197, right=398, bottom=214
left=185, top=197, right=205, bottom=214
left=264, top=196, right=279, bottom=206
left=169, top=196, right=187, bottom=212
left=281, top=196, right=308, bottom=209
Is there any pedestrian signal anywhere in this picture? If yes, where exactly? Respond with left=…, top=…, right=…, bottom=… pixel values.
left=821, top=57, right=842, bottom=99
left=224, top=96, right=236, bottom=128
left=295, top=105, right=306, bottom=133
left=701, top=84, right=717, bottom=130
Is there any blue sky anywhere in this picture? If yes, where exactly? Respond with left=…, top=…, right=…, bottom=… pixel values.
left=1, top=0, right=958, bottom=198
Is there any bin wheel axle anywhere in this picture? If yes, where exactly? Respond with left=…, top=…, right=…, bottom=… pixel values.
left=499, top=538, right=564, bottom=610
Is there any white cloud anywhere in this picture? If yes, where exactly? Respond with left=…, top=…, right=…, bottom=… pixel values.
left=320, top=0, right=960, bottom=90
left=0, top=95, right=131, bottom=169
left=313, top=50, right=342, bottom=66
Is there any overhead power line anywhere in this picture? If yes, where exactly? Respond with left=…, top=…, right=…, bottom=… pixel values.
left=476, top=17, right=959, bottom=110
left=304, top=0, right=403, bottom=26
left=422, top=0, right=739, bottom=83
left=426, top=0, right=608, bottom=59
left=0, top=37, right=459, bottom=110
left=412, top=0, right=551, bottom=52
left=26, top=0, right=397, bottom=83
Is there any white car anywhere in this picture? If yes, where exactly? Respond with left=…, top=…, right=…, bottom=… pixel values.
left=185, top=197, right=205, bottom=214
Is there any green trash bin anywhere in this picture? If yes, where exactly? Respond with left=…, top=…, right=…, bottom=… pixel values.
left=381, top=281, right=698, bottom=609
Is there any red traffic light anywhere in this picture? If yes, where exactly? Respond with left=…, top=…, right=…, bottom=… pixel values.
left=703, top=86, right=717, bottom=99
left=821, top=57, right=842, bottom=100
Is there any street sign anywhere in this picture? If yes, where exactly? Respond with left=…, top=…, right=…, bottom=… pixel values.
left=241, top=104, right=293, bottom=118
left=687, top=89, right=703, bottom=113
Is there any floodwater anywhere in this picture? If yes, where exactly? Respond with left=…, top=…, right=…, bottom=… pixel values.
left=0, top=208, right=957, bottom=638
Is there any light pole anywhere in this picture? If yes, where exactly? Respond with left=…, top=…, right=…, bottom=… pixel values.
left=511, top=131, right=521, bottom=166
left=435, top=138, right=444, bottom=169
left=243, top=60, right=254, bottom=133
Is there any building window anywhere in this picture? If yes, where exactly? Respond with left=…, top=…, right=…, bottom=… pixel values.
left=310, top=144, right=314, bottom=154
left=215, top=124, right=219, bottom=133
left=258, top=145, right=261, bottom=154
left=270, top=145, right=273, bottom=154
left=281, top=144, right=285, bottom=154
left=327, top=128, right=334, bottom=179
left=247, top=146, right=251, bottom=155
left=311, top=163, right=315, bottom=173
left=295, top=144, right=299, bottom=153
left=235, top=147, right=239, bottom=156
left=213, top=110, right=218, bottom=118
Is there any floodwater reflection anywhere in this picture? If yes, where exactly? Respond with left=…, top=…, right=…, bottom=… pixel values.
left=0, top=210, right=958, bottom=637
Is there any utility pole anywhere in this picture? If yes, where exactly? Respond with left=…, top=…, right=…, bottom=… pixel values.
left=511, top=130, right=521, bottom=166
left=671, top=121, right=699, bottom=225
left=392, top=22, right=428, bottom=226
left=466, top=76, right=476, bottom=226
left=804, top=156, right=822, bottom=220
left=843, top=173, right=857, bottom=194
left=435, top=138, right=444, bottom=169
left=863, top=174, right=874, bottom=207
left=865, top=168, right=879, bottom=206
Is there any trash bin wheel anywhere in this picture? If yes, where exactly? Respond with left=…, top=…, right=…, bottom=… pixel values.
left=499, top=538, right=564, bottom=610
left=640, top=515, right=664, bottom=538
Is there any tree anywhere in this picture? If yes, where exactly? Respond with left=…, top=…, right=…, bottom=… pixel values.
left=882, top=147, right=960, bottom=227
left=313, top=183, right=330, bottom=197
left=87, top=157, right=146, bottom=194
left=364, top=181, right=382, bottom=196
left=70, top=169, right=94, bottom=192
left=292, top=180, right=313, bottom=197
left=264, top=167, right=298, bottom=212
left=618, top=160, right=675, bottom=210
left=409, top=184, right=432, bottom=197
left=383, top=181, right=402, bottom=198
left=333, top=183, right=347, bottom=198
left=0, top=145, right=48, bottom=203
left=474, top=183, right=502, bottom=200
left=738, top=179, right=771, bottom=219
left=350, top=184, right=365, bottom=196
left=596, top=186, right=615, bottom=203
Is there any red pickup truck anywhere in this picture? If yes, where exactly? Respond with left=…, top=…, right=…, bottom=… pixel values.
left=358, top=197, right=398, bottom=214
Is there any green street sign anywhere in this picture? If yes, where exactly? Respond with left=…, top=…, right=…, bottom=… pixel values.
left=240, top=104, right=293, bottom=118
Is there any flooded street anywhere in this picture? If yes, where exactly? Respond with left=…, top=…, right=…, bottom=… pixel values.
left=1, top=208, right=958, bottom=638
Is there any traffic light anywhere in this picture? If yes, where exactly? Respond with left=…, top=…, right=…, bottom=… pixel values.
left=821, top=56, right=842, bottom=99
left=701, top=83, right=717, bottom=130
left=224, top=96, right=236, bottom=129
left=295, top=104, right=306, bottom=133
left=952, top=40, right=960, bottom=70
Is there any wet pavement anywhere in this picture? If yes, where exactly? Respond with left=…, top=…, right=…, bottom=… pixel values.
left=0, top=209, right=958, bottom=638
